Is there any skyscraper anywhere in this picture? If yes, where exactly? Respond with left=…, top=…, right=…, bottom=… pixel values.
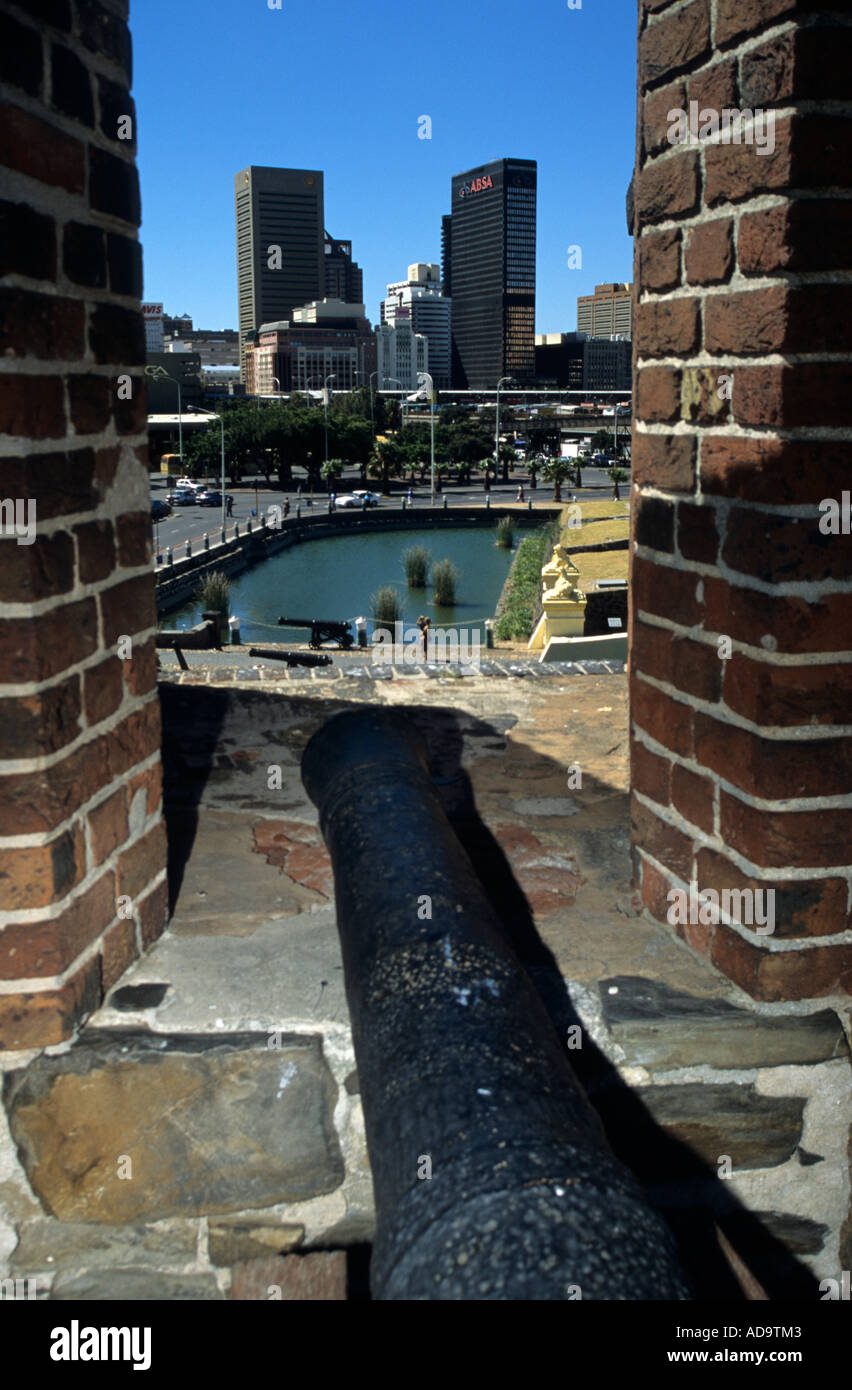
left=381, top=263, right=451, bottom=388
left=234, top=165, right=325, bottom=381
left=324, top=233, right=363, bottom=304
left=442, top=158, right=537, bottom=388
left=577, top=283, right=633, bottom=337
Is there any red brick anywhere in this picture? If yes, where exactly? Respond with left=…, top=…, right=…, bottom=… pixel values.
left=631, top=433, right=696, bottom=491
left=722, top=508, right=852, bottom=586
left=100, top=916, right=139, bottom=993
left=635, top=297, right=700, bottom=357
left=138, top=877, right=169, bottom=949
left=88, top=301, right=145, bottom=365
left=695, top=714, right=852, bottom=801
left=696, top=847, right=849, bottom=941
left=638, top=227, right=681, bottom=292
left=703, top=574, right=852, bottom=655
left=68, top=374, right=112, bottom=434
left=0, top=870, right=116, bottom=980
left=75, top=518, right=115, bottom=583
left=640, top=0, right=711, bottom=87
left=633, top=620, right=722, bottom=702
left=714, top=0, right=804, bottom=47
left=83, top=656, right=124, bottom=726
left=705, top=286, right=788, bottom=355
left=642, top=80, right=686, bottom=158
left=711, top=926, right=851, bottom=1003
left=638, top=854, right=679, bottom=926
left=116, top=512, right=151, bottom=568
left=631, top=734, right=672, bottom=804
left=723, top=653, right=852, bottom=729
left=106, top=699, right=162, bottom=779
left=123, top=636, right=157, bottom=698
left=0, top=677, right=81, bottom=760
left=677, top=502, right=719, bottom=564
left=88, top=145, right=140, bottom=226
left=700, top=436, right=852, bottom=506
left=0, top=955, right=101, bottom=1051
left=738, top=202, right=852, bottom=275
left=636, top=151, right=700, bottom=224
left=0, top=450, right=98, bottom=520
left=632, top=678, right=695, bottom=758
left=671, top=763, right=715, bottom=835
left=0, top=376, right=65, bottom=440
left=113, top=383, right=148, bottom=435
left=637, top=366, right=681, bottom=423
left=100, top=574, right=157, bottom=647
left=88, top=785, right=130, bottom=866
left=632, top=554, right=704, bottom=627
left=704, top=117, right=792, bottom=205
left=635, top=496, right=675, bottom=553
left=0, top=824, right=86, bottom=912
left=733, top=364, right=852, bottom=430
left=115, top=820, right=167, bottom=903
left=127, top=761, right=163, bottom=819
left=720, top=792, right=852, bottom=870
left=0, top=100, right=85, bottom=193
left=0, top=598, right=98, bottom=684
left=0, top=199, right=56, bottom=281
left=687, top=57, right=738, bottom=111
left=631, top=794, right=696, bottom=879
left=0, top=530, right=75, bottom=604
left=684, top=218, right=734, bottom=285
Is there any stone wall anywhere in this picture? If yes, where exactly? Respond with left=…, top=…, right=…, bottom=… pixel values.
left=0, top=0, right=167, bottom=1049
left=630, top=0, right=852, bottom=1002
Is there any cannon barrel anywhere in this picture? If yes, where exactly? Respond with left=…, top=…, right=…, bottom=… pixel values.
left=277, top=617, right=351, bottom=630
left=301, top=709, right=691, bottom=1301
left=248, top=647, right=331, bottom=667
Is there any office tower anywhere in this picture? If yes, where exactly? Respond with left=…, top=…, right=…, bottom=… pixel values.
left=381, top=263, right=451, bottom=388
left=324, top=233, right=363, bottom=304
left=577, top=282, right=633, bottom=337
left=441, top=215, right=452, bottom=297
left=244, top=301, right=377, bottom=396
left=234, top=165, right=325, bottom=381
left=441, top=158, right=536, bottom=388
left=142, top=303, right=164, bottom=351
left=375, top=321, right=429, bottom=390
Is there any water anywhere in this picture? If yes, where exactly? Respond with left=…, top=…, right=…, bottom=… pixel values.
left=166, top=525, right=516, bottom=646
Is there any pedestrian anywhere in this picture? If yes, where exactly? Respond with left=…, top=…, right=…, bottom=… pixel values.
left=516, top=484, right=525, bottom=502
left=226, top=495, right=233, bottom=518
left=407, top=487, right=413, bottom=506
left=283, top=498, right=290, bottom=517
left=330, top=491, right=336, bottom=509
left=417, top=615, right=431, bottom=659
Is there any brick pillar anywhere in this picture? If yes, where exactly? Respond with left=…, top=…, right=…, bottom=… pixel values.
left=0, top=0, right=168, bottom=1049
left=631, top=0, right=852, bottom=1002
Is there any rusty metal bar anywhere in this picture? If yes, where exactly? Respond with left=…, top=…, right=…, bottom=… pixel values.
left=301, top=708, right=691, bottom=1301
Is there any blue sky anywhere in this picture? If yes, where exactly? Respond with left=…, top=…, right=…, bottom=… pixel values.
left=132, top=0, right=637, bottom=334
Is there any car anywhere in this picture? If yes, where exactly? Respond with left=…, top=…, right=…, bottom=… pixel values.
left=351, top=490, right=381, bottom=506
left=196, top=490, right=223, bottom=507
left=333, top=494, right=363, bottom=509
left=151, top=499, right=171, bottom=520
left=166, top=489, right=198, bottom=507
left=175, top=477, right=203, bottom=492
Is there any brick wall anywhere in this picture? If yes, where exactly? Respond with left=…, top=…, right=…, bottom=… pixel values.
left=631, top=0, right=852, bottom=1002
left=0, top=0, right=167, bottom=1049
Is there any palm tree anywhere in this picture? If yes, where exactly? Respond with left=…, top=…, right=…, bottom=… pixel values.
left=542, top=456, right=574, bottom=503
left=608, top=466, right=629, bottom=501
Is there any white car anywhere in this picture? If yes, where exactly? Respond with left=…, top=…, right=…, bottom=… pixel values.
left=351, top=490, right=381, bottom=506
left=334, top=494, right=363, bottom=509
left=175, top=477, right=203, bottom=492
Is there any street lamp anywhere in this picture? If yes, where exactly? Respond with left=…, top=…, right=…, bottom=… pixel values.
left=323, top=372, right=336, bottom=466
left=417, top=371, right=437, bottom=506
left=186, top=405, right=226, bottom=532
left=145, top=364, right=182, bottom=467
left=613, top=400, right=631, bottom=460
left=369, top=370, right=378, bottom=440
left=495, top=376, right=515, bottom=489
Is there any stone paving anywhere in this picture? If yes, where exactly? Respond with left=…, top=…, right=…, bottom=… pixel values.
left=0, top=657, right=849, bottom=1300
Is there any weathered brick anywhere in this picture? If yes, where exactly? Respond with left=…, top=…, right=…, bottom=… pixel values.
left=696, top=714, right=852, bottom=801
left=97, top=76, right=135, bottom=145
left=68, top=374, right=111, bottom=434
left=138, top=877, right=169, bottom=949
left=711, top=928, right=851, bottom=1003
left=100, top=574, right=157, bottom=647
left=106, top=231, right=143, bottom=297
left=88, top=785, right=130, bottom=866
left=76, top=0, right=133, bottom=82
left=633, top=621, right=722, bottom=703
left=680, top=367, right=731, bottom=426
left=116, top=820, right=167, bottom=903
left=123, top=636, right=157, bottom=698
left=0, top=956, right=101, bottom=1051
left=0, top=871, right=116, bottom=980
left=632, top=678, right=695, bottom=758
left=631, top=794, right=696, bottom=879
left=722, top=653, right=852, bottom=729
left=632, top=554, right=704, bottom=627
left=739, top=201, right=852, bottom=274
left=88, top=145, right=140, bottom=224
left=700, top=436, right=851, bottom=506
left=637, top=366, right=681, bottom=423
left=687, top=57, right=737, bottom=112
left=115, top=513, right=151, bottom=568
left=677, top=502, right=719, bottom=564
left=83, top=656, right=124, bottom=726
left=671, top=763, right=715, bottom=835
left=722, top=509, right=852, bottom=586
left=703, top=574, right=852, bottom=655
left=100, top=916, right=138, bottom=993
left=631, top=734, right=672, bottom=805
left=0, top=530, right=75, bottom=605
left=0, top=825, right=86, bottom=913
left=0, top=199, right=56, bottom=281
left=75, top=518, right=115, bottom=583
left=63, top=220, right=106, bottom=288
left=0, top=286, right=85, bottom=359
left=635, top=496, right=675, bottom=552
left=638, top=227, right=681, bottom=292
left=0, top=101, right=85, bottom=193
left=0, top=599, right=98, bottom=684
left=0, top=15, right=43, bottom=99
left=640, top=0, right=711, bottom=87
left=50, top=43, right=94, bottom=126
left=715, top=0, right=813, bottom=48
left=631, top=433, right=696, bottom=491
left=0, top=677, right=81, bottom=760
left=636, top=150, right=700, bottom=223
left=720, top=792, right=852, bottom=870
left=684, top=218, right=733, bottom=285
left=0, top=450, right=97, bottom=520
left=734, top=364, right=852, bottom=430
left=696, top=847, right=849, bottom=941
left=636, top=297, right=700, bottom=357
left=89, top=301, right=145, bottom=364
left=642, top=80, right=686, bottom=158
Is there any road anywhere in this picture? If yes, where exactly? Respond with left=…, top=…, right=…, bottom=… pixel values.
left=149, top=467, right=624, bottom=561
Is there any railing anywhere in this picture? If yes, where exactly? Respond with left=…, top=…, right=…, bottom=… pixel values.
left=302, top=709, right=691, bottom=1301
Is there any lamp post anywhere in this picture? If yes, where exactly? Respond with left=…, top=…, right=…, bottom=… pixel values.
left=369, top=369, right=378, bottom=440
left=145, top=364, right=182, bottom=467
left=495, top=376, right=514, bottom=491
left=417, top=371, right=437, bottom=506
left=613, top=400, right=630, bottom=460
left=323, top=372, right=336, bottom=466
left=187, top=405, right=226, bottom=532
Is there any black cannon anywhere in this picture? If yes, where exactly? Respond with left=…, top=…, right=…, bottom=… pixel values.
left=248, top=647, right=332, bottom=667
left=278, top=616, right=354, bottom=650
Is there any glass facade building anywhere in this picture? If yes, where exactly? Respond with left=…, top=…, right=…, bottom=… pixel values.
left=442, top=158, right=537, bottom=388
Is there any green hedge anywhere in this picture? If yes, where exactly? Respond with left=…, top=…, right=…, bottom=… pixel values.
left=494, top=528, right=552, bottom=641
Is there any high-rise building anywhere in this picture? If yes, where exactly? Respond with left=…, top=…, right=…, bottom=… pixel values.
left=577, top=283, right=633, bottom=337
left=534, top=333, right=585, bottom=389
left=441, top=158, right=536, bottom=388
left=324, top=233, right=363, bottom=304
left=142, top=303, right=164, bottom=351
left=535, top=331, right=632, bottom=393
left=381, top=263, right=451, bottom=388
left=375, top=321, right=429, bottom=390
left=234, top=165, right=325, bottom=381
left=244, top=300, right=376, bottom=396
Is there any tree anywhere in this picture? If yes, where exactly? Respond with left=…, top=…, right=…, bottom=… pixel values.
left=370, top=438, right=406, bottom=492
left=591, top=429, right=616, bottom=456
left=499, top=442, right=516, bottom=484
left=321, top=458, right=346, bottom=493
left=608, top=466, right=629, bottom=501
left=542, top=456, right=574, bottom=503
